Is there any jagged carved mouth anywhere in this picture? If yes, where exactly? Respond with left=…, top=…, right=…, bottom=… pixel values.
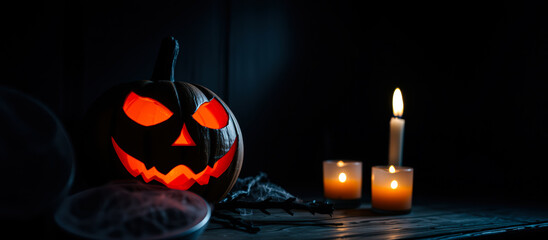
left=111, top=136, right=238, bottom=190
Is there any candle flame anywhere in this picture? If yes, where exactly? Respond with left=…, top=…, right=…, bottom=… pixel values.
left=391, top=180, right=398, bottom=189
left=337, top=161, right=344, bottom=167
left=389, top=165, right=396, bottom=173
left=392, top=88, right=404, bottom=117
left=338, top=173, right=347, bottom=183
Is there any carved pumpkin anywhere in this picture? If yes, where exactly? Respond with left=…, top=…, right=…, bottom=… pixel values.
left=81, top=37, right=243, bottom=202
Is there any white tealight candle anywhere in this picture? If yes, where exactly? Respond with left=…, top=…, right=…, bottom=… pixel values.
left=371, top=165, right=413, bottom=212
left=323, top=160, right=363, bottom=209
left=389, top=88, right=405, bottom=166
left=323, top=160, right=362, bottom=200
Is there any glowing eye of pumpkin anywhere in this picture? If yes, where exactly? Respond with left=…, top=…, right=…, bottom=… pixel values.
left=192, top=98, right=229, bottom=129
left=123, top=91, right=173, bottom=126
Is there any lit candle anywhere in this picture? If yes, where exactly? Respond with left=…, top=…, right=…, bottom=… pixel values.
left=323, top=160, right=362, bottom=200
left=389, top=88, right=405, bottom=166
left=371, top=165, right=413, bottom=212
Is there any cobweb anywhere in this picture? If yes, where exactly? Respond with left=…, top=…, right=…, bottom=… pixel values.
left=55, top=173, right=299, bottom=238
left=221, top=172, right=298, bottom=203
left=54, top=180, right=210, bottom=240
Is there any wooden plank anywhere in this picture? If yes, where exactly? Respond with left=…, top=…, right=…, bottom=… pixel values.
left=201, top=203, right=548, bottom=239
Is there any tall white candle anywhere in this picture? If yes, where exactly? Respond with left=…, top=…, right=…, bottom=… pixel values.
left=389, top=88, right=405, bottom=166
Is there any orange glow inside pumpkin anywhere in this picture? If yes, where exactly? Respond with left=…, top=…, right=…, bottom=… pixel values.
left=192, top=98, right=229, bottom=129
left=172, top=123, right=196, bottom=146
left=123, top=91, right=173, bottom=126
left=112, top=136, right=238, bottom=190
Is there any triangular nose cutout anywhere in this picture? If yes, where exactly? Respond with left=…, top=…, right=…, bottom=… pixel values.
left=172, top=123, right=196, bottom=146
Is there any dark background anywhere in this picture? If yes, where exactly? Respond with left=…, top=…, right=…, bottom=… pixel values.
left=2, top=0, right=548, bottom=205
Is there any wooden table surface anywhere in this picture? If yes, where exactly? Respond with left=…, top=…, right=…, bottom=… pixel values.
left=201, top=199, right=548, bottom=240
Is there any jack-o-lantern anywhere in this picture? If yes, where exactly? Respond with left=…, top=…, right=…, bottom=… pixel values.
left=81, top=37, right=243, bottom=202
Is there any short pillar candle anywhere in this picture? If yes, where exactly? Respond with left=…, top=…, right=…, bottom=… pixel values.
left=371, top=165, right=413, bottom=213
left=323, top=160, right=362, bottom=208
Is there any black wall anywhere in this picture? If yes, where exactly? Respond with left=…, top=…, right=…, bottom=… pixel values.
left=2, top=0, right=548, bottom=201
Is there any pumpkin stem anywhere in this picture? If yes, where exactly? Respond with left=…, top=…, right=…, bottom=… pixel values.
left=151, top=36, right=179, bottom=82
